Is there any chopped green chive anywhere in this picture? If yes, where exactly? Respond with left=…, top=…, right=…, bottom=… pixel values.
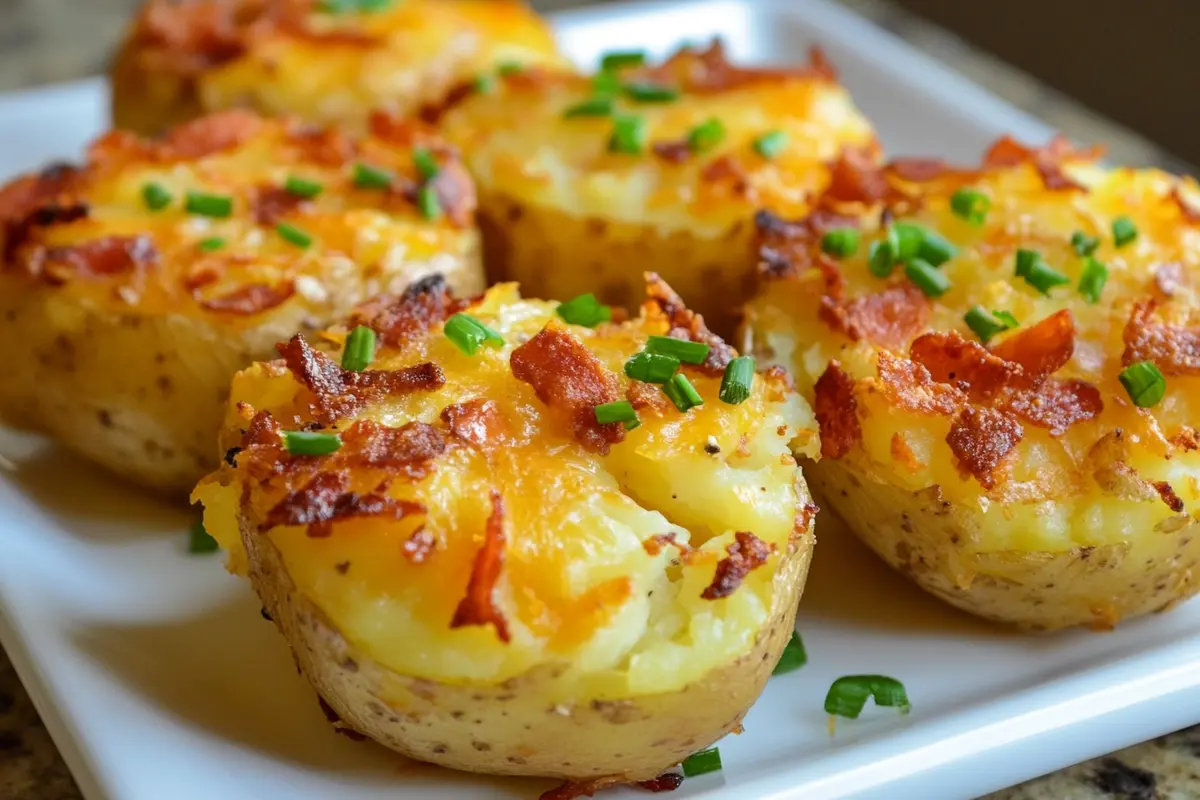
left=497, top=60, right=524, bottom=76
left=142, top=182, right=173, bottom=211
left=1119, top=361, right=1166, bottom=408
left=687, top=118, right=725, bottom=153
left=1078, top=257, right=1108, bottom=304
left=563, top=97, right=614, bottom=119
left=1071, top=230, right=1100, bottom=257
left=474, top=73, right=496, bottom=94
left=646, top=335, right=710, bottom=365
left=197, top=237, right=225, bottom=253
left=608, top=115, right=648, bottom=155
left=595, top=400, right=639, bottom=428
left=753, top=130, right=789, bottom=159
left=444, top=313, right=504, bottom=355
left=188, top=520, right=219, bottom=554
left=276, top=223, right=313, bottom=249
left=556, top=293, right=612, bottom=327
left=772, top=631, right=807, bottom=676
left=664, top=373, right=704, bottom=412
left=892, top=222, right=925, bottom=261
left=412, top=148, right=440, bottom=181
left=623, top=82, right=680, bottom=103
left=592, top=70, right=622, bottom=97
left=353, top=162, right=393, bottom=190
left=319, top=0, right=392, bottom=11
left=185, top=191, right=233, bottom=218
left=341, top=325, right=376, bottom=372
left=825, top=675, right=911, bottom=720
left=964, top=306, right=1017, bottom=344
left=992, top=310, right=1020, bottom=328
left=600, top=50, right=646, bottom=70
left=950, top=187, right=990, bottom=225
left=905, top=257, right=951, bottom=298
left=283, top=430, right=343, bottom=456
left=822, top=228, right=860, bottom=259
left=719, top=356, right=755, bottom=405
left=284, top=175, right=323, bottom=199
left=681, top=747, right=722, bottom=778
left=1017, top=254, right=1070, bottom=295
left=417, top=185, right=442, bottom=220
left=917, top=228, right=957, bottom=267
left=868, top=238, right=897, bottom=278
left=624, top=352, right=680, bottom=384
left=1014, top=248, right=1039, bottom=279
left=1112, top=215, right=1138, bottom=248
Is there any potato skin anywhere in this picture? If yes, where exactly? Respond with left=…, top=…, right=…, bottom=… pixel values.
left=0, top=111, right=482, bottom=492
left=111, top=0, right=566, bottom=136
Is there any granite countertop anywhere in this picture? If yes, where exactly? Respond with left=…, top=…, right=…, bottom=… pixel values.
left=0, top=1, right=1196, bottom=799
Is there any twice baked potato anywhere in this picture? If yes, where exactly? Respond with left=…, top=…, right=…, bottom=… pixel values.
left=743, top=137, right=1200, bottom=630
left=0, top=110, right=482, bottom=493
left=192, top=276, right=818, bottom=782
left=437, top=41, right=879, bottom=336
left=111, top=0, right=566, bottom=136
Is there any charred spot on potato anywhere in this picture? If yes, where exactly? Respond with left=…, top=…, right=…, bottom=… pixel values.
left=472, top=741, right=492, bottom=752
left=431, top=744, right=448, bottom=755
left=259, top=607, right=273, bottom=622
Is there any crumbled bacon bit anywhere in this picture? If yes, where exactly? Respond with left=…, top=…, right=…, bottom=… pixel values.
left=626, top=380, right=670, bottom=414
left=251, top=184, right=309, bottom=225
left=814, top=362, right=861, bottom=458
left=634, top=40, right=833, bottom=95
left=440, top=399, right=506, bottom=448
left=755, top=209, right=857, bottom=280
left=910, top=331, right=1019, bottom=401
left=262, top=471, right=426, bottom=538
left=825, top=146, right=887, bottom=205
left=981, top=134, right=1100, bottom=192
left=1153, top=481, right=1185, bottom=513
left=1122, top=299, right=1200, bottom=375
left=1171, top=428, right=1200, bottom=453
left=403, top=526, right=436, bottom=563
left=428, top=162, right=477, bottom=227
left=1002, top=378, right=1102, bottom=436
left=819, top=282, right=931, bottom=348
left=156, top=109, right=264, bottom=160
left=509, top=322, right=625, bottom=454
left=642, top=533, right=692, bottom=556
left=638, top=774, right=685, bottom=793
left=349, top=273, right=468, bottom=349
left=701, top=531, right=775, bottom=600
left=243, top=409, right=282, bottom=447
left=874, top=351, right=964, bottom=416
left=652, top=140, right=693, bottom=164
left=890, top=433, right=924, bottom=472
left=450, top=491, right=510, bottom=643
left=199, top=281, right=295, bottom=315
left=25, top=235, right=158, bottom=284
left=796, top=501, right=819, bottom=534
left=887, top=157, right=951, bottom=182
left=341, top=419, right=446, bottom=477
left=286, top=121, right=358, bottom=167
left=699, top=155, right=750, bottom=195
left=989, top=309, right=1075, bottom=383
left=946, top=407, right=1023, bottom=489
left=643, top=273, right=736, bottom=375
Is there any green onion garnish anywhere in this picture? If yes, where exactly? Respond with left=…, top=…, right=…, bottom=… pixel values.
left=964, top=306, right=1017, bottom=344
left=474, top=74, right=496, bottom=94
left=188, top=520, right=219, bottom=554
left=1078, top=257, right=1108, bottom=304
left=142, top=182, right=173, bottom=211
left=664, top=373, right=704, bottom=412
left=563, top=97, right=614, bottom=119
left=185, top=191, right=233, bottom=218
left=417, top=185, right=442, bottom=220
left=992, top=310, right=1020, bottom=328
left=497, top=60, right=524, bottom=77
left=444, top=313, right=504, bottom=355
left=892, top=222, right=925, bottom=261
left=283, top=431, right=343, bottom=456
left=623, top=82, right=680, bottom=103
left=905, top=257, right=951, bottom=298
left=868, top=238, right=897, bottom=278
left=353, top=162, right=393, bottom=190
left=772, top=631, right=807, bottom=676
left=197, top=237, right=225, bottom=253
left=1071, top=231, right=1100, bottom=257
left=412, top=148, right=440, bottom=181
left=341, top=325, right=376, bottom=372
left=556, top=293, right=612, bottom=327
left=1119, top=361, right=1166, bottom=408
left=608, top=115, right=648, bottom=154
left=595, top=400, right=639, bottom=428
left=646, top=335, right=710, bottom=365
left=718, top=356, right=755, bottom=405
left=592, top=70, right=622, bottom=97
left=822, top=228, right=860, bottom=259
left=687, top=118, right=725, bottom=153
left=917, top=228, right=957, bottom=267
left=624, top=352, right=680, bottom=383
left=825, top=675, right=911, bottom=720
left=600, top=50, right=646, bottom=70
left=319, top=0, right=392, bottom=12
left=949, top=187, right=990, bottom=225
left=1014, top=248, right=1039, bottom=279
left=1018, top=255, right=1071, bottom=295
left=681, top=747, right=722, bottom=778
left=284, top=175, right=323, bottom=199
left=1112, top=215, right=1138, bottom=248
left=276, top=223, right=313, bottom=249
left=753, top=130, right=788, bottom=159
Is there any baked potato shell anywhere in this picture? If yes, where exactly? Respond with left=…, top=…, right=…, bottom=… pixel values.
left=0, top=111, right=482, bottom=493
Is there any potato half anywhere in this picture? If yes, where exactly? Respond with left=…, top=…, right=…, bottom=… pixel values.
left=111, top=0, right=566, bottom=136
left=437, top=42, right=879, bottom=336
left=0, top=110, right=482, bottom=493
left=743, top=138, right=1200, bottom=630
left=193, top=276, right=817, bottom=782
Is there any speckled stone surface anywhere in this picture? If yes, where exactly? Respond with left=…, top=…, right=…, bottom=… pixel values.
left=0, top=1, right=1197, bottom=799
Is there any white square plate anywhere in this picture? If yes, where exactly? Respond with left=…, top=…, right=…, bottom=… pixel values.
left=2, top=1, right=1199, bottom=799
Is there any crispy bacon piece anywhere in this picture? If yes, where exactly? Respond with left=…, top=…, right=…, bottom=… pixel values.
left=813, top=362, right=861, bottom=459
left=946, top=407, right=1023, bottom=489
left=642, top=533, right=693, bottom=556
left=652, top=140, right=693, bottom=164
left=982, top=135, right=1100, bottom=192
left=156, top=109, right=263, bottom=160
left=635, top=40, right=833, bottom=95
left=755, top=210, right=858, bottom=280
left=251, top=184, right=308, bottom=225
left=824, top=146, right=887, bottom=205
left=887, top=157, right=951, bottom=182
left=874, top=351, right=964, bottom=416
left=428, top=162, right=477, bottom=227
left=701, top=531, right=774, bottom=600
left=340, top=420, right=446, bottom=477
left=510, top=322, right=625, bottom=454
left=350, top=273, right=468, bottom=348
left=199, top=281, right=295, bottom=315
left=261, top=471, right=425, bottom=538
left=643, top=273, right=736, bottom=375
left=1002, top=378, right=1102, bottom=436
left=1171, top=428, right=1200, bottom=453
left=450, top=491, right=510, bottom=642
left=910, top=331, right=1019, bottom=401
left=243, top=409, right=283, bottom=447
left=638, top=774, right=685, bottom=793
left=440, top=399, right=506, bottom=448
left=0, top=162, right=86, bottom=262
left=699, top=154, right=750, bottom=195
left=25, top=235, right=158, bottom=283
left=819, top=282, right=931, bottom=348
left=626, top=379, right=670, bottom=414
left=1153, top=481, right=1185, bottom=513
left=1122, top=299, right=1200, bottom=376
left=989, top=309, right=1075, bottom=383
left=286, top=121, right=358, bottom=167
left=278, top=335, right=445, bottom=424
